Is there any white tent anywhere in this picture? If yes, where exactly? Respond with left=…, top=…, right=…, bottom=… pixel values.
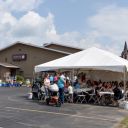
left=35, top=47, right=128, bottom=92
left=35, top=47, right=128, bottom=72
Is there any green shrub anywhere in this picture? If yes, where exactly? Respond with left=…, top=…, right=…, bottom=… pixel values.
left=16, top=75, right=24, bottom=83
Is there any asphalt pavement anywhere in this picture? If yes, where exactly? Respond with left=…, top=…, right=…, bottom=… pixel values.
left=0, top=87, right=128, bottom=128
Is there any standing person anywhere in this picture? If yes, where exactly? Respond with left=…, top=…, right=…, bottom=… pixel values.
left=57, top=75, right=66, bottom=104
left=44, top=73, right=50, bottom=98
left=54, top=73, right=58, bottom=82
left=68, top=82, right=73, bottom=103
left=49, top=74, right=54, bottom=85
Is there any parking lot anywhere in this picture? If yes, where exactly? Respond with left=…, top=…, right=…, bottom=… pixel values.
left=0, top=87, right=128, bottom=128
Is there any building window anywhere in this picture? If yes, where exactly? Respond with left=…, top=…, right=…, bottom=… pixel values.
left=5, top=58, right=7, bottom=62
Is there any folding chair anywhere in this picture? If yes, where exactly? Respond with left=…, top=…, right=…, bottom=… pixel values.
left=87, top=89, right=95, bottom=103
left=39, top=86, right=46, bottom=101
left=39, top=91, right=46, bottom=101
left=64, top=93, right=70, bottom=103
left=88, top=94, right=95, bottom=104
left=76, top=91, right=87, bottom=103
left=124, top=91, right=128, bottom=100
left=94, top=94, right=101, bottom=105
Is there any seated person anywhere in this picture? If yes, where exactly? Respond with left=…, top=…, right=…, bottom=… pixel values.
left=113, top=84, right=123, bottom=101
left=73, top=79, right=80, bottom=89
left=106, top=82, right=113, bottom=92
left=86, top=79, right=93, bottom=88
left=99, top=82, right=106, bottom=91
left=81, top=80, right=86, bottom=88
left=64, top=80, right=70, bottom=93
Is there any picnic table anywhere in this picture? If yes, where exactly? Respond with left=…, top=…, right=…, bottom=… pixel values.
left=74, top=88, right=93, bottom=93
left=99, top=91, right=114, bottom=96
left=73, top=88, right=93, bottom=103
left=98, top=91, right=114, bottom=106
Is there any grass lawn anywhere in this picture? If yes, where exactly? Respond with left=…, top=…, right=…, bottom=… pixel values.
left=116, top=117, right=128, bottom=128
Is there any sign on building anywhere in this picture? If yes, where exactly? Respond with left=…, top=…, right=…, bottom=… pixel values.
left=12, top=54, right=27, bottom=61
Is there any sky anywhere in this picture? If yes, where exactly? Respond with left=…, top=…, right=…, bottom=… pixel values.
left=0, top=0, right=128, bottom=55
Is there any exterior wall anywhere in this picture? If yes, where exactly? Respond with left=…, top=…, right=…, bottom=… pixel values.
left=0, top=43, right=68, bottom=79
left=44, top=44, right=81, bottom=53
left=0, top=66, right=10, bottom=81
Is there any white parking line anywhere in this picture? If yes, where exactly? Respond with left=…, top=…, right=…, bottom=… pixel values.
left=16, top=122, right=35, bottom=127
left=5, top=106, right=118, bottom=122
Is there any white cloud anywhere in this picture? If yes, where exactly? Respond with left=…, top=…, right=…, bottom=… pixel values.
left=88, top=5, right=128, bottom=39
left=84, top=5, right=128, bottom=55
left=12, top=12, right=54, bottom=37
left=0, top=9, right=82, bottom=49
left=0, top=4, right=127, bottom=56
left=0, top=0, right=43, bottom=12
left=0, top=11, right=58, bottom=47
left=0, top=11, right=16, bottom=32
left=40, top=5, right=128, bottom=55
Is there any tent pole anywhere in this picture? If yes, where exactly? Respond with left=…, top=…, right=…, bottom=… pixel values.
left=33, top=70, right=35, bottom=83
left=71, top=69, right=75, bottom=102
left=72, top=69, right=75, bottom=82
left=123, top=66, right=126, bottom=99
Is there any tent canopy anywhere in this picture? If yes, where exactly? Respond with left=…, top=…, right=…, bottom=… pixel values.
left=35, top=47, right=128, bottom=73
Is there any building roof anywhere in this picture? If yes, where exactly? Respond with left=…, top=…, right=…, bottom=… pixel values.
left=0, top=62, right=19, bottom=68
left=43, top=42, right=83, bottom=50
left=0, top=41, right=71, bottom=55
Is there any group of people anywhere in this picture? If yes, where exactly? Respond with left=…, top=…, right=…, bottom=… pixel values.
left=39, top=71, right=127, bottom=105
left=43, top=72, right=73, bottom=104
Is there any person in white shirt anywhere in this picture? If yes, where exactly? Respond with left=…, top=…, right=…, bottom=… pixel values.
left=68, top=83, right=73, bottom=103
left=60, top=73, right=66, bottom=82
left=43, top=73, right=50, bottom=97
left=49, top=81, right=59, bottom=92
